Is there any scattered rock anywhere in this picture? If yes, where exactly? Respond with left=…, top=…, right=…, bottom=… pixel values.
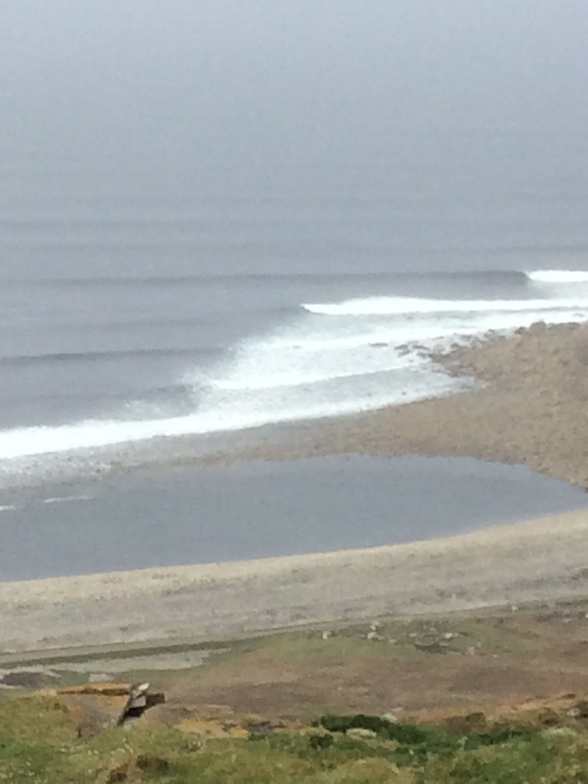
left=366, top=631, right=383, bottom=641
left=123, top=683, right=157, bottom=721
left=347, top=727, right=378, bottom=740
left=89, top=673, right=110, bottom=683
left=382, top=712, right=402, bottom=723
left=568, top=700, right=588, bottom=719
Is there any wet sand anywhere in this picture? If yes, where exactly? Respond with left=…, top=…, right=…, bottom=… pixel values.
left=1, top=507, right=588, bottom=653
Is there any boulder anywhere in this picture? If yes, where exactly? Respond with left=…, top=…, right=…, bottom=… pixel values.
left=54, top=682, right=164, bottom=737
left=347, top=727, right=378, bottom=740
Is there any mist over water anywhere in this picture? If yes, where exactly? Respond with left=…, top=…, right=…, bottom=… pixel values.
left=1, top=1, right=588, bottom=487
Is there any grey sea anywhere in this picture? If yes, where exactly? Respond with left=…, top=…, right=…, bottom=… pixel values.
left=1, top=148, right=588, bottom=579
left=2, top=146, right=588, bottom=482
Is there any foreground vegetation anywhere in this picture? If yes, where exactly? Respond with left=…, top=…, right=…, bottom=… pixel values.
left=3, top=600, right=588, bottom=781
left=2, top=694, right=588, bottom=783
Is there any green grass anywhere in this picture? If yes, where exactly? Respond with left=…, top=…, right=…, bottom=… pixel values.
left=2, top=696, right=588, bottom=783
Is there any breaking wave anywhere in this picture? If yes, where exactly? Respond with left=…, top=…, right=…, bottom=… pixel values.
left=302, top=296, right=588, bottom=317
left=526, top=269, right=588, bottom=283
left=0, top=268, right=587, bottom=470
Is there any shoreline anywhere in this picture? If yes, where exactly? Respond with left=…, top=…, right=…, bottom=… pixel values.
left=4, top=321, right=588, bottom=654
left=2, top=506, right=588, bottom=653
left=3, top=321, right=587, bottom=492
left=199, top=321, right=588, bottom=489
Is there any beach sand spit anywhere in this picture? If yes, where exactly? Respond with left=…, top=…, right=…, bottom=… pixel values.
left=1, top=508, right=587, bottom=653
left=223, top=322, right=588, bottom=489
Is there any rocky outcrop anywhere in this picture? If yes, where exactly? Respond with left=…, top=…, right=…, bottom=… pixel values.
left=54, top=682, right=164, bottom=737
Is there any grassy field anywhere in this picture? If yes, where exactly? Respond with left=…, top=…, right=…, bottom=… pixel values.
left=2, top=693, right=588, bottom=783
left=2, top=599, right=588, bottom=782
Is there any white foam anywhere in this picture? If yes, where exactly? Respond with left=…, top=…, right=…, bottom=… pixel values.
left=526, top=270, right=588, bottom=283
left=42, top=494, right=95, bottom=505
left=0, top=384, right=429, bottom=461
left=303, top=296, right=588, bottom=317
left=0, top=417, right=195, bottom=459
left=213, top=366, right=397, bottom=391
left=208, top=337, right=416, bottom=392
left=2, top=269, right=588, bottom=465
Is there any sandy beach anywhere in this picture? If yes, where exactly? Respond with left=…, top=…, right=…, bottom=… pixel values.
left=218, top=322, right=588, bottom=489
left=3, top=322, right=588, bottom=654
left=1, top=506, right=588, bottom=653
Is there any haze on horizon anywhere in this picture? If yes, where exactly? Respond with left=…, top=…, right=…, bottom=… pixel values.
left=1, top=0, right=587, bottom=189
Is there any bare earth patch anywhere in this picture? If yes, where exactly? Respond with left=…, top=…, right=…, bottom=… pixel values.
left=121, top=601, right=587, bottom=722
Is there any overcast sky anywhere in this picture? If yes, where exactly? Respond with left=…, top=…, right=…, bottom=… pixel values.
left=1, top=1, right=587, bottom=176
